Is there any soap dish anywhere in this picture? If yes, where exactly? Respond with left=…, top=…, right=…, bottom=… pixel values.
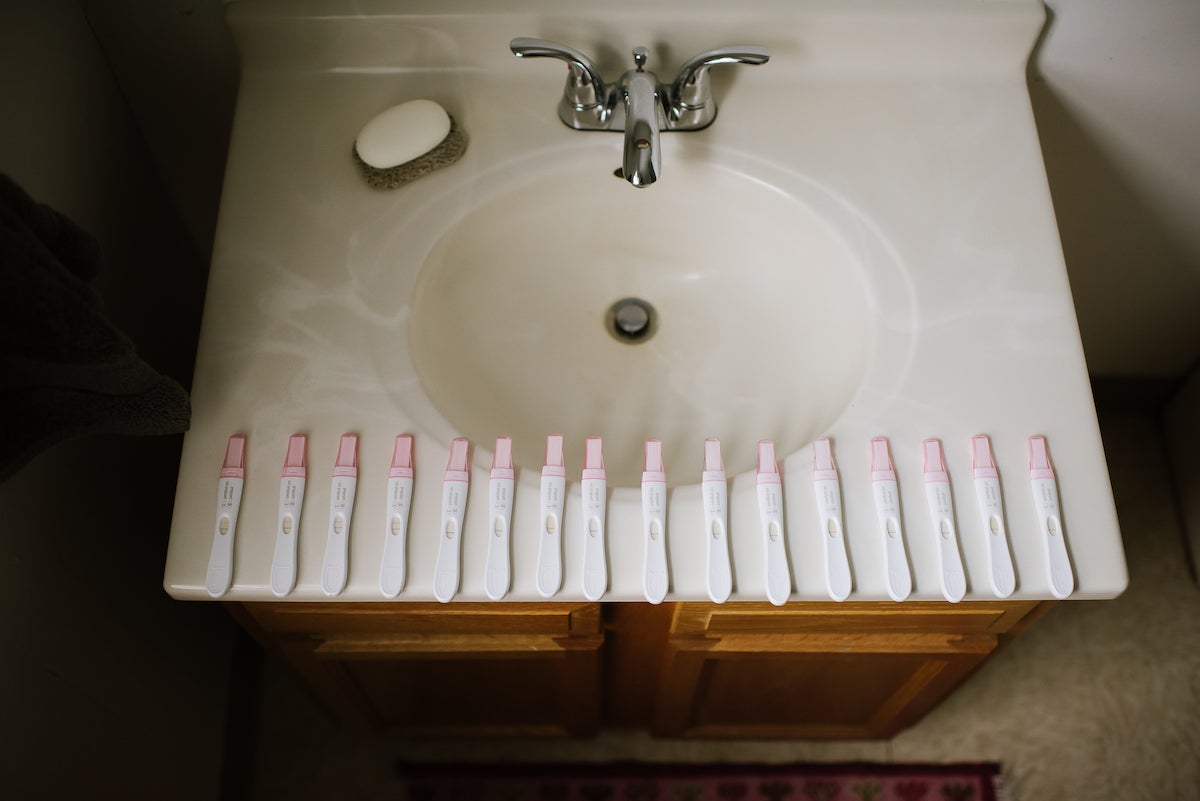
left=353, top=101, right=467, bottom=190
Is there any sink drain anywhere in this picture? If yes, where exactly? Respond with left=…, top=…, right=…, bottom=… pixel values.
left=606, top=298, right=657, bottom=344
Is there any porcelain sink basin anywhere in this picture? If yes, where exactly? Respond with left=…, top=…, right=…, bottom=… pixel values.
left=164, top=0, right=1127, bottom=604
left=408, top=151, right=880, bottom=487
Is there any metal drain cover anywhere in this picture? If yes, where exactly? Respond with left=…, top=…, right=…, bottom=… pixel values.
left=606, top=298, right=657, bottom=343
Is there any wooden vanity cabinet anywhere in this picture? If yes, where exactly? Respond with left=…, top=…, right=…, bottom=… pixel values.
left=231, top=602, right=605, bottom=737
left=231, top=599, right=1050, bottom=739
left=649, top=601, right=1049, bottom=739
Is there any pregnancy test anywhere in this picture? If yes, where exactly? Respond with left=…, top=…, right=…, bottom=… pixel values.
left=971, top=434, right=1015, bottom=597
left=536, top=435, right=566, bottom=598
left=379, top=435, right=413, bottom=599
left=433, top=438, right=470, bottom=603
left=757, top=440, right=791, bottom=606
left=484, top=437, right=515, bottom=601
left=205, top=435, right=246, bottom=598
left=581, top=436, right=608, bottom=601
left=922, top=438, right=966, bottom=603
left=871, top=437, right=912, bottom=601
left=642, top=439, right=669, bottom=604
left=702, top=439, right=731, bottom=604
left=1029, top=436, right=1074, bottom=599
left=269, top=434, right=307, bottom=597
left=813, top=438, right=851, bottom=601
left=320, top=434, right=358, bottom=597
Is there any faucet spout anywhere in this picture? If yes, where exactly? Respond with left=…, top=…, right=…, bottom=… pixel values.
left=622, top=71, right=661, bottom=187
left=620, top=48, right=662, bottom=187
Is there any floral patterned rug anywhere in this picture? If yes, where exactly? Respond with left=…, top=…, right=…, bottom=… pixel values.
left=394, top=762, right=1003, bottom=801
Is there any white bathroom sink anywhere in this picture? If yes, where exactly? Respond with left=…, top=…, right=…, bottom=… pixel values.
left=407, top=151, right=886, bottom=487
left=164, top=0, right=1126, bottom=603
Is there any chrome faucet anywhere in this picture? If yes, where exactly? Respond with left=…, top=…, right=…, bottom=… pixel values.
left=510, top=38, right=769, bottom=188
left=620, top=47, right=663, bottom=186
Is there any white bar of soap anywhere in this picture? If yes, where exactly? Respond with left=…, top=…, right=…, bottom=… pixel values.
left=355, top=99, right=451, bottom=169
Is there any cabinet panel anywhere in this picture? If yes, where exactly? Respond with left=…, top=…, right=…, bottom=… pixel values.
left=344, top=657, right=577, bottom=734
left=245, top=601, right=599, bottom=637
left=684, top=650, right=987, bottom=738
left=651, top=602, right=1035, bottom=739
left=654, top=639, right=993, bottom=738
left=672, top=601, right=1043, bottom=637
left=235, top=602, right=604, bottom=737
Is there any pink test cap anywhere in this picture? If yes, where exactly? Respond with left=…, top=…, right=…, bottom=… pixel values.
left=542, top=434, right=566, bottom=478
left=1028, top=435, right=1055, bottom=480
left=491, top=436, right=514, bottom=480
left=922, top=438, right=949, bottom=483
left=390, top=435, right=413, bottom=479
left=582, top=436, right=605, bottom=481
left=282, top=434, right=306, bottom=478
left=756, top=440, right=780, bottom=485
left=971, top=434, right=998, bottom=479
left=642, top=439, right=666, bottom=483
left=445, top=437, right=470, bottom=482
left=812, top=438, right=838, bottom=482
left=333, top=433, right=358, bottom=477
left=220, top=435, right=246, bottom=479
left=702, top=438, right=725, bottom=480
left=870, top=437, right=895, bottom=482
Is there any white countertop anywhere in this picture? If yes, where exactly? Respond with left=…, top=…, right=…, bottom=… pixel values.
left=165, top=0, right=1127, bottom=603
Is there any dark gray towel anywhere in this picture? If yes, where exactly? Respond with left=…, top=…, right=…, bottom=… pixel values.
left=0, top=174, right=191, bottom=481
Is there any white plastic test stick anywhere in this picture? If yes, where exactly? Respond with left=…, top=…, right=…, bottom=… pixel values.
left=702, top=439, right=731, bottom=604
left=321, top=434, right=358, bottom=597
left=581, top=436, right=608, bottom=601
left=757, top=440, right=791, bottom=606
left=871, top=437, right=912, bottom=601
left=1029, top=436, right=1074, bottom=599
left=536, top=435, right=566, bottom=598
left=206, top=435, right=246, bottom=598
left=813, top=438, right=851, bottom=601
left=270, top=434, right=307, bottom=597
left=642, top=439, right=669, bottom=604
left=379, top=435, right=414, bottom=599
left=971, top=434, right=1016, bottom=597
left=485, top=437, right=515, bottom=601
left=433, top=438, right=470, bottom=603
left=922, top=438, right=966, bottom=603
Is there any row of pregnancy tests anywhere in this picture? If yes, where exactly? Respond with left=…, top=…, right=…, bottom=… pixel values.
left=806, top=435, right=1074, bottom=606
left=715, top=434, right=1072, bottom=606
left=204, top=433, right=588, bottom=601
left=203, top=432, right=1072, bottom=603
left=205, top=433, right=402, bottom=599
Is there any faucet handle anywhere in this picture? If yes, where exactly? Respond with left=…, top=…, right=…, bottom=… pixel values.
left=669, top=45, right=770, bottom=129
left=510, top=37, right=612, bottom=127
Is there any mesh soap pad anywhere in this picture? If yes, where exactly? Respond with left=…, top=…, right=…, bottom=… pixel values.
left=353, top=116, right=466, bottom=190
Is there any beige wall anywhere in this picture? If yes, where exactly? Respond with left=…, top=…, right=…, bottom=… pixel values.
left=1035, top=0, right=1200, bottom=376
left=79, top=0, right=238, bottom=259
left=0, top=3, right=232, bottom=798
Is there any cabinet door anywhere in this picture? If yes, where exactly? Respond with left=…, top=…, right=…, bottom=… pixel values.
left=652, top=601, right=1043, bottom=739
left=236, top=602, right=604, bottom=738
